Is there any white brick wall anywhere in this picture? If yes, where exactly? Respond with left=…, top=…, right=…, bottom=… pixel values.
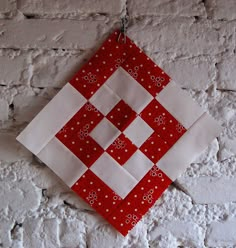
left=0, top=0, right=235, bottom=247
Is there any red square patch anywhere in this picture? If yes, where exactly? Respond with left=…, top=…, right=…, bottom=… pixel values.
left=106, top=100, right=136, bottom=131
left=106, top=133, right=137, bottom=165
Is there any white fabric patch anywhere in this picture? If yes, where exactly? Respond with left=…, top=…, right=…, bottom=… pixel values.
left=124, top=116, right=154, bottom=147
left=37, top=137, right=88, bottom=187
left=90, top=153, right=138, bottom=199
left=123, top=150, right=153, bottom=181
left=106, top=67, right=153, bottom=113
left=157, top=112, right=222, bottom=181
left=90, top=118, right=121, bottom=149
left=156, top=81, right=204, bottom=129
left=89, top=84, right=120, bottom=115
left=16, top=83, right=86, bottom=155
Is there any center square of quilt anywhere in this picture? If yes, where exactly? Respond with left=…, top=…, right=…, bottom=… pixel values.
left=55, top=31, right=187, bottom=235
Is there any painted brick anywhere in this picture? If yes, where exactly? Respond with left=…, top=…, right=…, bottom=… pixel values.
left=30, top=50, right=86, bottom=88
left=0, top=19, right=100, bottom=49
left=0, top=132, right=32, bottom=161
left=178, top=177, right=236, bottom=204
left=128, top=18, right=233, bottom=56
left=217, top=55, right=236, bottom=91
left=160, top=56, right=216, bottom=90
left=0, top=50, right=29, bottom=86
left=0, top=0, right=14, bottom=13
left=18, top=0, right=123, bottom=15
left=206, top=220, right=236, bottom=247
left=128, top=0, right=206, bottom=17
left=0, top=99, right=9, bottom=121
left=205, top=0, right=236, bottom=21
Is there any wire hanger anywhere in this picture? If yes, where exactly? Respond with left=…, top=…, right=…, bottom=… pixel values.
left=117, top=16, right=129, bottom=44
left=117, top=2, right=129, bottom=44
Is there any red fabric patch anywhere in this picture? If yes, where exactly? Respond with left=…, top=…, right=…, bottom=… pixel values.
left=106, top=100, right=136, bottom=131
left=69, top=31, right=137, bottom=99
left=56, top=102, right=103, bottom=141
left=141, top=99, right=187, bottom=146
left=140, top=132, right=170, bottom=163
left=106, top=165, right=172, bottom=236
left=122, top=52, right=171, bottom=97
left=72, top=170, right=123, bottom=218
left=59, top=135, right=104, bottom=168
left=56, top=102, right=104, bottom=167
left=106, top=133, right=137, bottom=165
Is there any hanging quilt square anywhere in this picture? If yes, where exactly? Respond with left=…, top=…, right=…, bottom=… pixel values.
left=16, top=30, right=222, bottom=236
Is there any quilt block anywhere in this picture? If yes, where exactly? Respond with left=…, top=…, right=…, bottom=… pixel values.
left=17, top=30, right=222, bottom=236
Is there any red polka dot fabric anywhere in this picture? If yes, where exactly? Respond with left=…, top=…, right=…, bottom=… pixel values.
left=16, top=30, right=222, bottom=236
left=107, top=100, right=136, bottom=132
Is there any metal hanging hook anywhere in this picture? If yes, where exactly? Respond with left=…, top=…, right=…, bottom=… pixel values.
left=117, top=16, right=129, bottom=44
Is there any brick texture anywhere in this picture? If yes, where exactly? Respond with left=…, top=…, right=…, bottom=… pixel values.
left=18, top=0, right=123, bottom=15
left=0, top=0, right=235, bottom=247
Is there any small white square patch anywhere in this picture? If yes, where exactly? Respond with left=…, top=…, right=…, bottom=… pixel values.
left=124, top=116, right=154, bottom=147
left=89, top=84, right=120, bottom=115
left=123, top=150, right=153, bottom=181
left=90, top=118, right=121, bottom=149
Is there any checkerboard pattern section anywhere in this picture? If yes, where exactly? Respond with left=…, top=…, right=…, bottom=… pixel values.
left=17, top=30, right=222, bottom=236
